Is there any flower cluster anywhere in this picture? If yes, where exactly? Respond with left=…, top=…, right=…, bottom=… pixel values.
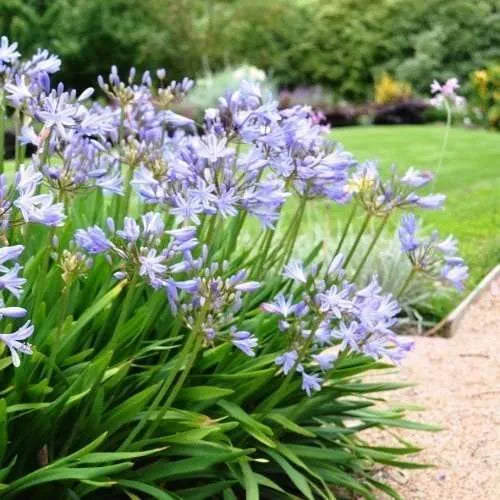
left=0, top=245, right=33, bottom=367
left=264, top=260, right=413, bottom=395
left=430, top=78, right=466, bottom=110
left=179, top=261, right=261, bottom=355
left=74, top=212, right=202, bottom=307
left=398, top=213, right=468, bottom=291
left=346, top=162, right=445, bottom=215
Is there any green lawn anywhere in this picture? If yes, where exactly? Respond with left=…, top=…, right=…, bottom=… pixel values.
left=331, top=124, right=500, bottom=295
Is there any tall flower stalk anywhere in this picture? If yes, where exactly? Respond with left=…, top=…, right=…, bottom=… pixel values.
left=430, top=77, right=465, bottom=187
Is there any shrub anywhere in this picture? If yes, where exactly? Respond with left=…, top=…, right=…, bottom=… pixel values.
left=180, top=65, right=275, bottom=120
left=0, top=38, right=467, bottom=498
left=279, top=86, right=335, bottom=111
left=2, top=0, right=499, bottom=100
left=469, top=65, right=500, bottom=130
left=374, top=73, right=412, bottom=105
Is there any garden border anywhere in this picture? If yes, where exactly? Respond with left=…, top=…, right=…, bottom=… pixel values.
left=426, top=264, right=500, bottom=337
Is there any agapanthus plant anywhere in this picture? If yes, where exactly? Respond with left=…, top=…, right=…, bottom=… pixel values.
left=0, top=37, right=467, bottom=499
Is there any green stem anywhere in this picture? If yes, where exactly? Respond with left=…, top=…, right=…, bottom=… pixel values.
left=326, top=203, right=357, bottom=279
left=33, top=229, right=55, bottom=311
left=119, top=164, right=133, bottom=218
left=433, top=100, right=451, bottom=189
left=275, top=197, right=307, bottom=272
left=224, top=211, right=247, bottom=260
left=164, top=334, right=204, bottom=408
left=46, top=285, right=70, bottom=381
left=351, top=214, right=389, bottom=282
left=252, top=229, right=274, bottom=278
left=118, top=327, right=197, bottom=450
left=397, top=267, right=416, bottom=298
left=121, top=305, right=208, bottom=448
left=113, top=106, right=126, bottom=219
left=14, top=111, right=21, bottom=168
left=204, top=214, right=218, bottom=257
left=0, top=91, right=5, bottom=174
left=343, top=212, right=371, bottom=269
left=109, top=273, right=139, bottom=348
left=256, top=318, right=321, bottom=414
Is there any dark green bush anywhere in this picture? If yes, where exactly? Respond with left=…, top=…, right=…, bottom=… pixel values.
left=1, top=0, right=499, bottom=99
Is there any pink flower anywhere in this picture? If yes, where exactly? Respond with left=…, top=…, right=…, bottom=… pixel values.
left=429, top=78, right=465, bottom=110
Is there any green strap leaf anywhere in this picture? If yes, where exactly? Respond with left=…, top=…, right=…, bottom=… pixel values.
left=119, top=479, right=176, bottom=500
left=264, top=450, right=314, bottom=500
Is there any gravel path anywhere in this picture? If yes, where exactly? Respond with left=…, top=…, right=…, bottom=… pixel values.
left=368, top=277, right=500, bottom=499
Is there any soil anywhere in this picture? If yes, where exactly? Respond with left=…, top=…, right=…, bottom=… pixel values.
left=366, top=277, right=500, bottom=499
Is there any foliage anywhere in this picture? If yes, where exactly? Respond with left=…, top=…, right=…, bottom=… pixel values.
left=1, top=0, right=499, bottom=101
left=180, top=65, right=275, bottom=120
left=0, top=39, right=468, bottom=498
left=470, top=65, right=500, bottom=130
left=279, top=86, right=335, bottom=111
left=374, top=74, right=412, bottom=105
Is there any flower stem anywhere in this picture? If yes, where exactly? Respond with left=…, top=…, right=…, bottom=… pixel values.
left=325, top=203, right=357, bottom=279
left=46, top=285, right=70, bottom=381
left=433, top=100, right=451, bottom=189
left=255, top=317, right=321, bottom=414
left=252, top=228, right=275, bottom=278
left=14, top=110, right=21, bottom=169
left=398, top=267, right=416, bottom=298
left=343, top=212, right=371, bottom=269
left=224, top=211, right=247, bottom=260
left=109, top=273, right=139, bottom=348
left=351, top=214, right=389, bottom=282
left=0, top=91, right=5, bottom=174
left=275, top=197, right=307, bottom=272
left=121, top=304, right=208, bottom=448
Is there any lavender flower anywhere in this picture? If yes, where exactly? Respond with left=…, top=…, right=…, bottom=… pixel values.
left=312, top=351, right=337, bottom=371
left=0, top=321, right=34, bottom=367
left=261, top=293, right=296, bottom=317
left=75, top=226, right=113, bottom=254
left=301, top=371, right=323, bottom=396
left=399, top=213, right=468, bottom=292
left=231, top=330, right=258, bottom=356
left=442, top=264, right=469, bottom=291
left=0, top=307, right=27, bottom=319
left=416, top=194, right=446, bottom=210
left=0, top=265, right=26, bottom=299
left=0, top=36, right=20, bottom=70
left=275, top=350, right=299, bottom=375
left=283, top=261, right=307, bottom=283
left=398, top=214, right=419, bottom=252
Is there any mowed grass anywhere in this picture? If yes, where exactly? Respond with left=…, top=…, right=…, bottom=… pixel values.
left=330, top=124, right=500, bottom=296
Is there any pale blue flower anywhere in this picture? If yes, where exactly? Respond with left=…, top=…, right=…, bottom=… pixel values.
left=75, top=226, right=112, bottom=254
left=283, top=261, right=307, bottom=283
left=312, top=351, right=337, bottom=371
left=0, top=265, right=26, bottom=299
left=117, top=217, right=140, bottom=242
left=301, top=371, right=323, bottom=396
left=275, top=350, right=298, bottom=375
left=231, top=330, right=258, bottom=356
left=0, top=321, right=34, bottom=367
